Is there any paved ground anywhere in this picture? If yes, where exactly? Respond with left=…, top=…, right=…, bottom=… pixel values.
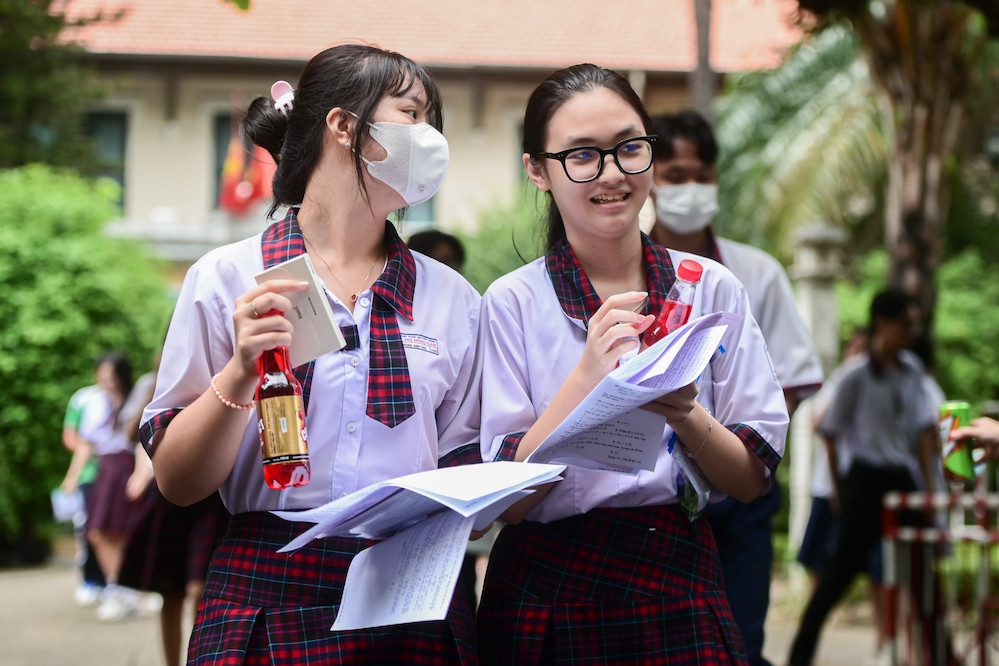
left=0, top=538, right=879, bottom=666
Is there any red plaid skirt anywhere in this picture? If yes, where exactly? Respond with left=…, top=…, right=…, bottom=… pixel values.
left=476, top=505, right=747, bottom=665
left=118, top=485, right=229, bottom=595
left=87, top=452, right=142, bottom=536
left=188, top=511, right=478, bottom=665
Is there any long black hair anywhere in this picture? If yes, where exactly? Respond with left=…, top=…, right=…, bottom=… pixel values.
left=651, top=110, right=719, bottom=166
left=522, top=64, right=653, bottom=252
left=241, top=44, right=444, bottom=217
left=95, top=350, right=133, bottom=427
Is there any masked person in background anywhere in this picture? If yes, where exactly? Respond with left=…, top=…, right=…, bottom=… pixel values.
left=647, top=110, right=823, bottom=666
left=140, top=44, right=481, bottom=665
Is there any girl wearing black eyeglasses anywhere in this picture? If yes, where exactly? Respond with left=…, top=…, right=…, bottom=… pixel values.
left=473, top=63, right=788, bottom=665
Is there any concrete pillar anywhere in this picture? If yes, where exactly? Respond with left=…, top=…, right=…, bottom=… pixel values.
left=786, top=221, right=846, bottom=599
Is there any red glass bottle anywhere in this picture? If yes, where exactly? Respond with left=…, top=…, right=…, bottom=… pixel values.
left=255, top=346, right=311, bottom=489
left=645, top=259, right=703, bottom=346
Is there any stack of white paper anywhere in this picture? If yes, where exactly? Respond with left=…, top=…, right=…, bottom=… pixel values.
left=272, top=461, right=565, bottom=630
left=526, top=310, right=740, bottom=474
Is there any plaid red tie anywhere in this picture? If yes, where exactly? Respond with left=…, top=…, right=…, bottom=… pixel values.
left=261, top=209, right=415, bottom=427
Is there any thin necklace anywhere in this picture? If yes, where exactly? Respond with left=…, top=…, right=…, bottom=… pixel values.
left=301, top=230, right=383, bottom=303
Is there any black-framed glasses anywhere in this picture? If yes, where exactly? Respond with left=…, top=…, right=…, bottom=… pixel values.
left=538, top=135, right=658, bottom=183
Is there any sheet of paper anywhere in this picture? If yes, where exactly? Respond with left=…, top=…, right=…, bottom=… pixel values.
left=526, top=311, right=739, bottom=471
left=271, top=484, right=401, bottom=525
left=331, top=511, right=474, bottom=631
left=275, top=461, right=564, bottom=552
left=628, top=324, right=728, bottom=389
left=471, top=490, right=531, bottom=531
left=526, top=408, right=666, bottom=473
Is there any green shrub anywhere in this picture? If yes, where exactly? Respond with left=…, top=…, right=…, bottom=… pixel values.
left=457, top=187, right=545, bottom=295
left=835, top=248, right=999, bottom=410
left=0, top=164, right=171, bottom=564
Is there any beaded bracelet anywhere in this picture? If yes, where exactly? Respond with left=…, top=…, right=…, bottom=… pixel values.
left=210, top=373, right=254, bottom=410
left=682, top=406, right=713, bottom=459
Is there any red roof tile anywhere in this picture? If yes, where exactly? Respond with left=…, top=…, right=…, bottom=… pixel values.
left=64, top=0, right=802, bottom=73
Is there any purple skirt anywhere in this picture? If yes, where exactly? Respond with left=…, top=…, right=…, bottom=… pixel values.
left=188, top=511, right=478, bottom=666
left=118, top=485, right=230, bottom=595
left=476, top=504, right=747, bottom=665
left=87, top=452, right=142, bottom=536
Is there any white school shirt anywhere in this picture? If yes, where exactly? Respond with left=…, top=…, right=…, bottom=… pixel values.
left=142, top=233, right=481, bottom=514
left=817, top=350, right=935, bottom=482
left=808, top=356, right=865, bottom=498
left=478, top=248, right=789, bottom=524
left=79, top=390, right=133, bottom=456
left=715, top=237, right=823, bottom=398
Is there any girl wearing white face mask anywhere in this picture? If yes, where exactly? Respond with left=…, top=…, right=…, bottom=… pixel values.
left=141, top=44, right=481, bottom=665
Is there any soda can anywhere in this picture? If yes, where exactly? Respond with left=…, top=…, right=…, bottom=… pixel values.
left=939, top=401, right=975, bottom=481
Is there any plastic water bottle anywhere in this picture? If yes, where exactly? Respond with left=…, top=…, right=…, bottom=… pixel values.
left=644, top=259, right=703, bottom=346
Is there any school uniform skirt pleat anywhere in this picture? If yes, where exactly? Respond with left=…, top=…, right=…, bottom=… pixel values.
left=188, top=511, right=478, bottom=666
left=476, top=504, right=747, bottom=666
left=87, top=452, right=142, bottom=535
left=118, top=486, right=230, bottom=595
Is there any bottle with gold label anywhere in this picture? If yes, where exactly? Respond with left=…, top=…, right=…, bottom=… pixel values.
left=255, top=346, right=310, bottom=489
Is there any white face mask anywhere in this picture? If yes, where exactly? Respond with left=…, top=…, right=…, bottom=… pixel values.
left=653, top=182, right=719, bottom=234
left=359, top=120, right=450, bottom=206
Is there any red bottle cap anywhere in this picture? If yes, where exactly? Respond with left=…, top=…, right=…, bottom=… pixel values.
left=677, top=259, right=703, bottom=283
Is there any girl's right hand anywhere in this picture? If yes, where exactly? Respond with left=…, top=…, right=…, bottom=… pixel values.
left=232, top=279, right=309, bottom=376
left=577, top=291, right=653, bottom=384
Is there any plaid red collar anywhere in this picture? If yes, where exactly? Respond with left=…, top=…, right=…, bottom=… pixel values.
left=261, top=209, right=416, bottom=427
left=545, top=233, right=677, bottom=326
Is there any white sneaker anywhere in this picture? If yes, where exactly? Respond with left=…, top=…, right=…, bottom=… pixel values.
left=138, top=593, right=163, bottom=616
left=95, top=587, right=140, bottom=622
left=74, top=583, right=103, bottom=607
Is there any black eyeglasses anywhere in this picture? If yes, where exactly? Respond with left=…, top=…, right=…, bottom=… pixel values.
left=538, top=135, right=657, bottom=183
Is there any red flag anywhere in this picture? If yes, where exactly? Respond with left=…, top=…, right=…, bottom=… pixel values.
left=219, top=130, right=276, bottom=216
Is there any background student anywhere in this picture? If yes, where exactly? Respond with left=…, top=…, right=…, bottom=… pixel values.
left=60, top=363, right=108, bottom=607
left=646, top=110, right=824, bottom=665
left=788, top=289, right=939, bottom=666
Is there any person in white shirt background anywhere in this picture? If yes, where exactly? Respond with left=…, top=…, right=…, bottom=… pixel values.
left=61, top=351, right=146, bottom=621
left=645, top=110, right=824, bottom=666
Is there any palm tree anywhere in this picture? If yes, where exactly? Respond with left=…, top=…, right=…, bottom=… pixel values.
left=794, top=0, right=998, bottom=335
left=713, top=24, right=888, bottom=264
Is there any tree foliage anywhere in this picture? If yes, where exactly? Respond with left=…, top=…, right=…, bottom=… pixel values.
left=0, top=0, right=107, bottom=169
left=456, top=187, right=545, bottom=295
left=714, top=24, right=888, bottom=264
left=834, top=247, right=999, bottom=410
left=0, top=165, right=172, bottom=561
left=793, top=0, right=997, bottom=335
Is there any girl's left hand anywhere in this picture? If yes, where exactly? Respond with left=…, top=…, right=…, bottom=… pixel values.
left=470, top=523, right=494, bottom=540
left=643, top=381, right=699, bottom=425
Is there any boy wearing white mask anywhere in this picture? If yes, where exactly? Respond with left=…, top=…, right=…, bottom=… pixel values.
left=647, top=110, right=823, bottom=666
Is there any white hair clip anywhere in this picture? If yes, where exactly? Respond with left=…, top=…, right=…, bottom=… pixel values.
left=270, top=80, right=295, bottom=117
